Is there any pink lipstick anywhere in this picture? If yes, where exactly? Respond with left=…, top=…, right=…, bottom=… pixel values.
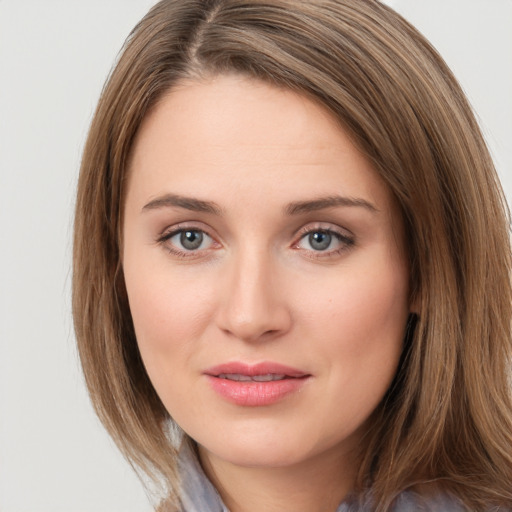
left=204, top=362, right=310, bottom=406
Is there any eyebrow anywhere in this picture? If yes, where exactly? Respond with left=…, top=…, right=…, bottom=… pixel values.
left=285, top=195, right=378, bottom=215
left=142, top=194, right=223, bottom=215
left=141, top=193, right=377, bottom=216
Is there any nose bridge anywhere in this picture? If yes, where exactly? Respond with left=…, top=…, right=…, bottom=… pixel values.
left=216, top=243, right=290, bottom=342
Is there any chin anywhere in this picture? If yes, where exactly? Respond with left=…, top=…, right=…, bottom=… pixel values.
left=195, top=426, right=350, bottom=470
left=207, top=443, right=309, bottom=469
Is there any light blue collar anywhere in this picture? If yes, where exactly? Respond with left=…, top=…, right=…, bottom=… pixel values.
left=177, top=440, right=355, bottom=512
left=176, top=440, right=464, bottom=511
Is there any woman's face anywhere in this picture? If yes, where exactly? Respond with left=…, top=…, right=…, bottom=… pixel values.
left=123, top=75, right=410, bottom=471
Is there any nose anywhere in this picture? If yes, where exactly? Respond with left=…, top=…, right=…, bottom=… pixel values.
left=215, top=247, right=292, bottom=343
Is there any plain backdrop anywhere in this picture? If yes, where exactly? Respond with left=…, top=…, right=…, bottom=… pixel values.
left=1, top=1, right=511, bottom=511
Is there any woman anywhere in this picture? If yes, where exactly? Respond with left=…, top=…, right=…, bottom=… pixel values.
left=73, top=0, right=512, bottom=510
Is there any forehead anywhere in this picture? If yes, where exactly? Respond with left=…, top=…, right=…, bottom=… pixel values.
left=127, top=74, right=394, bottom=214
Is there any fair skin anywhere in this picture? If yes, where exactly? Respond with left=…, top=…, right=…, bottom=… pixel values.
left=123, top=74, right=411, bottom=512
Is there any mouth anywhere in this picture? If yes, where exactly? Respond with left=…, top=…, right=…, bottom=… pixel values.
left=217, top=373, right=289, bottom=382
left=204, top=362, right=311, bottom=406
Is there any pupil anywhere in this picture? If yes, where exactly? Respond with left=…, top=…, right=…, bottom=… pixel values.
left=180, top=230, right=203, bottom=250
left=309, top=231, right=331, bottom=251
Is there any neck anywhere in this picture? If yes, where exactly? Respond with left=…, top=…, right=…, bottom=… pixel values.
left=198, top=445, right=357, bottom=512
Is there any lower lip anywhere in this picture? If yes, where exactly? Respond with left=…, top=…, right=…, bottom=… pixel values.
left=206, top=376, right=309, bottom=406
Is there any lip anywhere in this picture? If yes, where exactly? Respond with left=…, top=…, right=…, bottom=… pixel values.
left=204, top=361, right=311, bottom=406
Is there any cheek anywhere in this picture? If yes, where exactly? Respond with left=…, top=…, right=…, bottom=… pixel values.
left=297, top=258, right=409, bottom=391
left=298, top=268, right=408, bottom=444
left=301, top=258, right=408, bottom=332
left=123, top=265, right=220, bottom=420
left=124, top=264, right=215, bottom=363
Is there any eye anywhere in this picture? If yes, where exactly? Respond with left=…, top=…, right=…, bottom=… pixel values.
left=158, top=227, right=216, bottom=255
left=295, top=227, right=354, bottom=255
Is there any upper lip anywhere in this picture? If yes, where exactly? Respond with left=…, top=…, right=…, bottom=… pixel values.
left=204, top=361, right=309, bottom=378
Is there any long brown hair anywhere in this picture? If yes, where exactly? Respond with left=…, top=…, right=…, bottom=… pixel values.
left=73, top=0, right=512, bottom=509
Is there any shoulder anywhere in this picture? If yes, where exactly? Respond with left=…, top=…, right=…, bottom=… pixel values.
left=339, top=489, right=495, bottom=512
left=392, top=490, right=512, bottom=512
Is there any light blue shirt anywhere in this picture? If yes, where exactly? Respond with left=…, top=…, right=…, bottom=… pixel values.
left=177, top=440, right=467, bottom=511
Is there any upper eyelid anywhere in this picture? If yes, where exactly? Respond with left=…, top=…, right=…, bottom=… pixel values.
left=158, top=222, right=215, bottom=239
left=294, top=222, right=354, bottom=239
left=160, top=228, right=213, bottom=244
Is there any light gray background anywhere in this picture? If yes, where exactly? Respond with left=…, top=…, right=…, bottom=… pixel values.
left=1, top=1, right=511, bottom=511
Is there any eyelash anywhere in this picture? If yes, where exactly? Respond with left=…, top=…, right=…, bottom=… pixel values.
left=156, top=224, right=355, bottom=260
